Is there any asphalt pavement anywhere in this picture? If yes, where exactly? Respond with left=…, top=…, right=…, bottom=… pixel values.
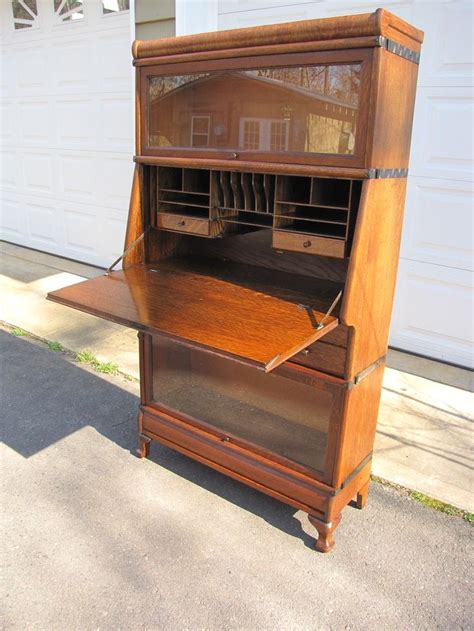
left=1, top=330, right=472, bottom=630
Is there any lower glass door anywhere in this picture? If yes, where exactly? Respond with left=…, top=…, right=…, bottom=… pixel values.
left=151, top=336, right=339, bottom=475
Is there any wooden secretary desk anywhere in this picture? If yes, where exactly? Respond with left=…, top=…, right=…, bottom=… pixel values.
left=48, top=9, right=423, bottom=552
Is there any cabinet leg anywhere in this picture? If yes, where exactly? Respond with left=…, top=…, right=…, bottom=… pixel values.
left=136, top=433, right=151, bottom=459
left=308, top=514, right=341, bottom=553
left=356, top=480, right=370, bottom=510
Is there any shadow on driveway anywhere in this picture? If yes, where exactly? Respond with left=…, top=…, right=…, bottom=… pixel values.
left=0, top=329, right=314, bottom=548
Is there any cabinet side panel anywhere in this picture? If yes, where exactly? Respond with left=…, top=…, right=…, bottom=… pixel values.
left=367, top=49, right=419, bottom=169
left=341, top=178, right=407, bottom=376
left=123, top=164, right=145, bottom=268
left=332, top=362, right=385, bottom=487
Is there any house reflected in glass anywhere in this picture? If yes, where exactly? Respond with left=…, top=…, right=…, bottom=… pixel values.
left=148, top=64, right=361, bottom=155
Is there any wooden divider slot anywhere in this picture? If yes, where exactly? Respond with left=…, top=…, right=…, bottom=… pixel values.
left=155, top=167, right=361, bottom=254
left=273, top=175, right=361, bottom=258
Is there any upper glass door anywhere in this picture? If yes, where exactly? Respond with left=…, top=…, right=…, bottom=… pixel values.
left=140, top=51, right=372, bottom=166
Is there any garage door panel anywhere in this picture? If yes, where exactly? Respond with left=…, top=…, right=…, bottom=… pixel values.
left=1, top=150, right=18, bottom=190
left=401, top=177, right=474, bottom=271
left=0, top=101, right=16, bottom=143
left=63, top=203, right=100, bottom=257
left=98, top=154, right=133, bottom=209
left=103, top=216, right=129, bottom=261
left=19, top=100, right=52, bottom=147
left=99, top=96, right=133, bottom=150
left=410, top=87, right=474, bottom=181
left=0, top=197, right=24, bottom=240
left=411, top=1, right=473, bottom=87
left=16, top=46, right=49, bottom=95
left=57, top=152, right=98, bottom=202
left=0, top=51, right=14, bottom=98
left=52, top=39, right=96, bottom=94
left=22, top=151, right=55, bottom=196
left=56, top=98, right=99, bottom=149
left=99, top=31, right=135, bottom=91
left=391, top=260, right=474, bottom=368
left=26, top=201, right=59, bottom=248
left=0, top=191, right=124, bottom=269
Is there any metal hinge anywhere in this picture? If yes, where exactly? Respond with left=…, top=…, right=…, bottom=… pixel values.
left=367, top=168, right=409, bottom=179
left=375, top=36, right=420, bottom=64
left=298, top=290, right=343, bottom=331
left=354, top=357, right=386, bottom=386
left=338, top=454, right=373, bottom=490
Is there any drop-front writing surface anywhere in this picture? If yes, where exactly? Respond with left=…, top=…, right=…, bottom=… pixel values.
left=147, top=64, right=361, bottom=156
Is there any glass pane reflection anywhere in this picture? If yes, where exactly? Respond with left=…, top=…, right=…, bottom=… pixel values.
left=152, top=337, right=331, bottom=472
left=148, top=65, right=361, bottom=155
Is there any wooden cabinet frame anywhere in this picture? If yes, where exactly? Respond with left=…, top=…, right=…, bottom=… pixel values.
left=48, top=9, right=423, bottom=553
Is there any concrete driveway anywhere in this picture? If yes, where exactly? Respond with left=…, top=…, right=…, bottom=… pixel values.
left=1, top=330, right=472, bottom=630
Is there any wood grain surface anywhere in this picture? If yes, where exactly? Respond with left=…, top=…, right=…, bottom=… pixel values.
left=47, top=259, right=339, bottom=372
left=132, top=9, right=423, bottom=60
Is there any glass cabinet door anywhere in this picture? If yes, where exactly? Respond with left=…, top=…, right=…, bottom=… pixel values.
left=141, top=52, right=371, bottom=165
left=151, top=336, right=341, bottom=476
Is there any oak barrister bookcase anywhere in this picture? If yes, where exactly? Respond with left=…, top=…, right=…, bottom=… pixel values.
left=48, top=9, right=423, bottom=552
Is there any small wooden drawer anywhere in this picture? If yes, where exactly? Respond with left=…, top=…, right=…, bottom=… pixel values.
left=290, top=341, right=347, bottom=378
left=322, top=325, right=349, bottom=348
left=273, top=231, right=346, bottom=258
left=157, top=213, right=210, bottom=236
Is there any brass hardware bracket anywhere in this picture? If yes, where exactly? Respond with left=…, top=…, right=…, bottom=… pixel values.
left=298, top=290, right=343, bottom=331
left=106, top=226, right=151, bottom=276
left=375, top=36, right=420, bottom=64
left=367, top=168, right=409, bottom=179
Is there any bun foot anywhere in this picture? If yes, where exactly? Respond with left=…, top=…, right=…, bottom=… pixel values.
left=136, top=433, right=151, bottom=459
left=356, top=480, right=370, bottom=509
left=308, top=514, right=341, bottom=553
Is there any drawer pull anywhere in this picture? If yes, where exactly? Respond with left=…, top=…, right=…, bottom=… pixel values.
left=303, top=240, right=312, bottom=248
left=157, top=213, right=210, bottom=236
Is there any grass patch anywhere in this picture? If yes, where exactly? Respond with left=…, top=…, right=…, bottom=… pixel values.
left=372, top=474, right=473, bottom=525
left=11, top=327, right=28, bottom=337
left=464, top=512, right=474, bottom=526
left=75, top=350, right=119, bottom=375
left=75, top=350, right=96, bottom=364
left=2, top=323, right=135, bottom=382
left=47, top=340, right=63, bottom=352
left=94, top=361, right=119, bottom=375
left=409, top=490, right=473, bottom=524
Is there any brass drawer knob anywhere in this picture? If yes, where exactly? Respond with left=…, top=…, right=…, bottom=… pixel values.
left=178, top=220, right=186, bottom=226
left=303, top=240, right=312, bottom=248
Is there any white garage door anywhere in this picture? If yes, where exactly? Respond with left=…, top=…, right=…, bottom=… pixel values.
left=182, top=0, right=473, bottom=368
left=0, top=0, right=134, bottom=268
